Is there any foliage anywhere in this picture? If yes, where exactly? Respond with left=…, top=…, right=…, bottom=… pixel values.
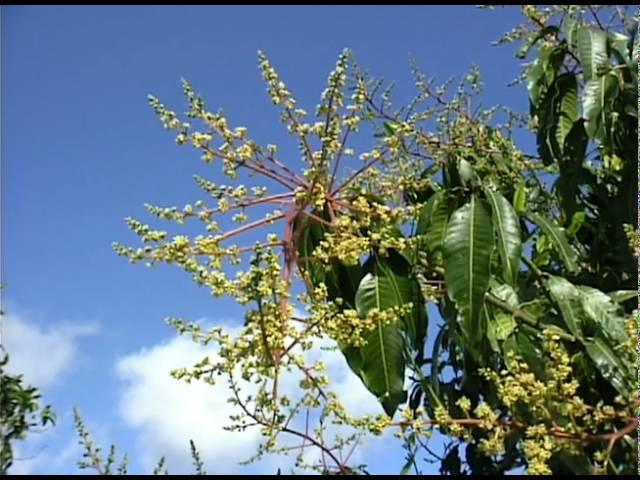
left=0, top=348, right=56, bottom=474
left=106, top=4, right=637, bottom=475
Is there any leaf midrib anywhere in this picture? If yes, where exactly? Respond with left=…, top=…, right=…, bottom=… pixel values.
left=374, top=263, right=391, bottom=396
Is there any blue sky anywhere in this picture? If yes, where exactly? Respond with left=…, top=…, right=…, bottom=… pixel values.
left=2, top=5, right=531, bottom=475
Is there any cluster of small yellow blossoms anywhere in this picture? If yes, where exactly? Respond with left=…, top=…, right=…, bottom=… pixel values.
left=118, top=49, right=460, bottom=474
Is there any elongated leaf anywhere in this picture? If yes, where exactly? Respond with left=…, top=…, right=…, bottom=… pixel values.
left=583, top=73, right=620, bottom=140
left=546, top=276, right=583, bottom=338
left=557, top=120, right=587, bottom=222
left=577, top=27, right=609, bottom=80
left=563, top=16, right=579, bottom=48
left=295, top=212, right=327, bottom=288
left=513, top=182, right=527, bottom=216
left=608, top=32, right=630, bottom=65
left=537, top=73, right=579, bottom=165
left=553, top=74, right=579, bottom=157
left=355, top=253, right=427, bottom=416
left=443, top=197, right=494, bottom=346
left=484, top=305, right=500, bottom=353
left=427, top=325, right=446, bottom=403
left=417, top=190, right=451, bottom=256
left=584, top=337, right=631, bottom=395
left=607, top=289, right=636, bottom=303
left=484, top=188, right=522, bottom=286
left=577, top=286, right=626, bottom=343
left=527, top=44, right=566, bottom=115
left=529, top=213, right=579, bottom=273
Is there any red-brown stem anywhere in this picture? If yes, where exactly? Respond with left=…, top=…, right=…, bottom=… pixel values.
left=280, top=427, right=347, bottom=474
left=332, top=156, right=384, bottom=195
left=248, top=159, right=301, bottom=190
left=300, top=209, right=333, bottom=227
left=267, top=154, right=310, bottom=187
left=215, top=213, right=286, bottom=243
left=229, top=375, right=345, bottom=472
left=202, top=194, right=294, bottom=217
left=393, top=417, right=636, bottom=445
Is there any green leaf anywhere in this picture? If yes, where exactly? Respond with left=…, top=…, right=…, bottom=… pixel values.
left=562, top=16, right=580, bottom=48
left=577, top=286, right=626, bottom=343
left=484, top=188, right=522, bottom=286
left=513, top=182, right=527, bottom=216
left=484, top=305, right=500, bottom=354
left=502, top=331, right=544, bottom=378
left=489, top=282, right=519, bottom=307
left=354, top=252, right=426, bottom=416
left=417, top=191, right=450, bottom=256
left=295, top=211, right=327, bottom=288
left=584, top=337, right=631, bottom=395
left=494, top=313, right=517, bottom=341
left=576, top=27, right=609, bottom=80
left=607, top=289, right=636, bottom=304
left=583, top=73, right=620, bottom=140
left=443, top=196, right=494, bottom=346
left=528, top=213, right=579, bottom=273
left=546, top=276, right=584, bottom=338
left=536, top=73, right=579, bottom=165
left=296, top=209, right=363, bottom=308
left=553, top=74, right=579, bottom=157
left=527, top=43, right=566, bottom=115
left=384, top=121, right=398, bottom=136
left=557, top=120, right=588, bottom=222
left=607, top=32, right=630, bottom=65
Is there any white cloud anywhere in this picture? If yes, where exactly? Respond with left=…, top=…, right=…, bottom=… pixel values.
left=115, top=331, right=264, bottom=474
left=115, top=325, right=393, bottom=474
left=2, top=312, right=99, bottom=389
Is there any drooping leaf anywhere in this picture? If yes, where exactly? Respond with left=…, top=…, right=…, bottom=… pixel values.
left=577, top=286, right=626, bottom=343
left=418, top=323, right=446, bottom=420
left=553, top=74, right=579, bottom=158
left=417, top=190, right=451, bottom=257
left=536, top=73, right=579, bottom=165
left=354, top=252, right=427, bottom=416
left=295, top=211, right=327, bottom=289
left=529, top=213, right=579, bottom=273
left=484, top=188, right=522, bottom=286
left=608, top=31, right=631, bottom=65
left=557, top=119, right=588, bottom=223
left=443, top=196, right=494, bottom=346
left=546, top=276, right=584, bottom=338
left=527, top=43, right=566, bottom=115
left=583, top=73, right=620, bottom=140
left=606, top=289, right=636, bottom=304
left=562, top=15, right=580, bottom=48
left=576, top=27, right=609, bottom=80
left=513, top=182, right=528, bottom=216
left=484, top=305, right=500, bottom=354
left=584, top=337, right=632, bottom=395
